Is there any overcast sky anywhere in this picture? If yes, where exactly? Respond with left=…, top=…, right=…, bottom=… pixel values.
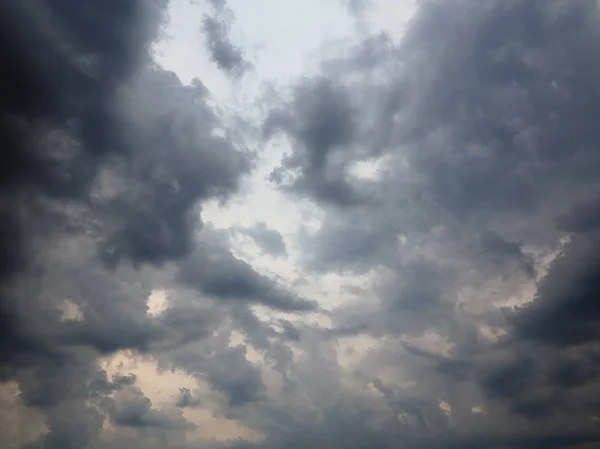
left=3, top=1, right=600, bottom=448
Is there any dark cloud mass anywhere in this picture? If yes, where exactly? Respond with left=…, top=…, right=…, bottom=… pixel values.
left=178, top=229, right=317, bottom=311
left=4, top=0, right=600, bottom=448
left=0, top=0, right=305, bottom=448
left=265, top=77, right=365, bottom=206
left=257, top=0, right=600, bottom=448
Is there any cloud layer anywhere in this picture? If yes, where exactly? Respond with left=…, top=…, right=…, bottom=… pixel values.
left=3, top=0, right=600, bottom=448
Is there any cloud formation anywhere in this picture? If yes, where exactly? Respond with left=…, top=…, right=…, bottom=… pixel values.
left=0, top=1, right=307, bottom=447
left=235, top=222, right=288, bottom=257
left=4, top=0, right=600, bottom=448
left=202, top=0, right=250, bottom=77
left=258, top=0, right=600, bottom=447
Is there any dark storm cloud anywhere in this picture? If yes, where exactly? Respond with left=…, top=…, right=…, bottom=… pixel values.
left=271, top=0, right=600, bottom=229
left=557, top=195, right=600, bottom=234
left=206, top=345, right=266, bottom=406
left=480, top=353, right=535, bottom=400
left=22, top=401, right=105, bottom=449
left=477, top=231, right=535, bottom=278
left=0, top=0, right=173, bottom=436
left=4, top=0, right=600, bottom=448
left=12, top=349, right=140, bottom=449
left=178, top=231, right=317, bottom=311
left=161, top=328, right=267, bottom=409
left=0, top=0, right=252, bottom=285
left=229, top=306, right=298, bottom=391
left=300, top=215, right=397, bottom=273
left=509, top=231, right=600, bottom=347
left=0, top=0, right=274, bottom=447
left=254, top=0, right=600, bottom=448
left=202, top=0, right=249, bottom=76
left=111, top=373, right=138, bottom=388
left=96, top=68, right=253, bottom=267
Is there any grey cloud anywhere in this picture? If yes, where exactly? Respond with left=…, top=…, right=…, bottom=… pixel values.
left=13, top=352, right=118, bottom=449
left=557, top=195, right=600, bottom=233
left=178, top=233, right=317, bottom=311
left=385, top=263, right=449, bottom=314
left=270, top=0, right=600, bottom=234
left=264, top=77, right=366, bottom=206
left=480, top=353, right=535, bottom=400
left=509, top=231, right=600, bottom=347
left=23, top=400, right=105, bottom=449
left=207, top=345, right=266, bottom=407
left=279, top=320, right=302, bottom=342
left=111, top=386, right=194, bottom=429
left=253, top=0, right=600, bottom=447
left=329, top=259, right=457, bottom=340
left=97, top=67, right=252, bottom=266
left=300, top=215, right=397, bottom=273
left=202, top=0, right=250, bottom=76
left=37, top=247, right=226, bottom=356
left=111, top=373, right=138, bottom=388
left=164, top=331, right=266, bottom=408
left=157, top=304, right=303, bottom=413
left=477, top=231, right=535, bottom=278
left=157, top=302, right=223, bottom=347
left=230, top=307, right=297, bottom=390
left=0, top=0, right=257, bottom=447
left=236, top=222, right=287, bottom=257
left=412, top=431, right=600, bottom=449
left=373, top=379, right=451, bottom=430
left=5, top=0, right=600, bottom=448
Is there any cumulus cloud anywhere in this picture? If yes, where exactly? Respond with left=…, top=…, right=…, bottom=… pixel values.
left=0, top=0, right=308, bottom=447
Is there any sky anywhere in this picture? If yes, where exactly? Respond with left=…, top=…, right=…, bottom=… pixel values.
left=2, top=1, right=600, bottom=448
